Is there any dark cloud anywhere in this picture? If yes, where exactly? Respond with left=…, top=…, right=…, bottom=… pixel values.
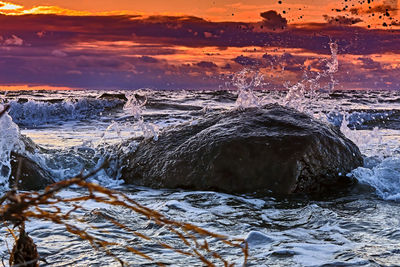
left=357, top=57, right=383, bottom=70
left=195, top=61, right=217, bottom=68
left=350, top=4, right=398, bottom=15
left=221, top=63, right=232, bottom=70
left=139, top=56, right=159, bottom=63
left=323, top=15, right=363, bottom=25
left=260, top=10, right=287, bottom=29
left=0, top=13, right=399, bottom=55
left=233, top=55, right=261, bottom=66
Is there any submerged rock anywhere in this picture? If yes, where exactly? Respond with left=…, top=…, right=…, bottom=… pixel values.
left=121, top=104, right=363, bottom=194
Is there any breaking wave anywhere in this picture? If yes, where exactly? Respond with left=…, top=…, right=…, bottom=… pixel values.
left=7, top=97, right=125, bottom=127
left=352, top=157, right=400, bottom=201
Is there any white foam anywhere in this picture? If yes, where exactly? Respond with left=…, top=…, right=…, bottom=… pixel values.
left=352, top=157, right=400, bottom=201
left=8, top=97, right=123, bottom=126
left=0, top=105, right=24, bottom=191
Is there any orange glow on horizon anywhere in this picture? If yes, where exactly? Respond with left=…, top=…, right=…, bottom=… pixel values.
left=0, top=85, right=79, bottom=91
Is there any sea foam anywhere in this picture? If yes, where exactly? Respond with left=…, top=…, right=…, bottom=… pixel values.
left=8, top=97, right=123, bottom=126
left=0, top=104, right=24, bottom=190
left=352, top=157, right=400, bottom=201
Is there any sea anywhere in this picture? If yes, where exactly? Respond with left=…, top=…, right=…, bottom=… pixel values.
left=1, top=88, right=400, bottom=266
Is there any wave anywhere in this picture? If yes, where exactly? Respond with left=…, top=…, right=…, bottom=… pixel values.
left=8, top=97, right=125, bottom=127
left=352, top=157, right=400, bottom=201
left=327, top=109, right=400, bottom=130
left=0, top=107, right=25, bottom=190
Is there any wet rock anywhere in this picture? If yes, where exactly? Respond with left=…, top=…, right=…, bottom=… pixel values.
left=245, top=231, right=274, bottom=247
left=98, top=92, right=128, bottom=102
left=121, top=104, right=363, bottom=194
left=10, top=135, right=54, bottom=190
left=10, top=152, right=55, bottom=190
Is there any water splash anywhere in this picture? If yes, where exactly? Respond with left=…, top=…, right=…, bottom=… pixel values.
left=0, top=104, right=25, bottom=191
left=352, top=157, right=400, bottom=201
left=283, top=41, right=339, bottom=111
left=124, top=93, right=147, bottom=120
left=230, top=42, right=339, bottom=113
left=233, top=68, right=264, bottom=109
left=124, top=93, right=159, bottom=141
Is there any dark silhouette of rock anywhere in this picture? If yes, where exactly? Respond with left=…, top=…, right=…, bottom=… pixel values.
left=121, top=104, right=363, bottom=194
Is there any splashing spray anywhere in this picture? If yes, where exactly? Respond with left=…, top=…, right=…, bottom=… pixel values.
left=283, top=40, right=339, bottom=112
left=124, top=93, right=159, bottom=141
left=233, top=68, right=264, bottom=109
left=0, top=102, right=25, bottom=190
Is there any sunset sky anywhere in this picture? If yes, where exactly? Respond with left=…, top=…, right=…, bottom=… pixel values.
left=0, top=0, right=399, bottom=90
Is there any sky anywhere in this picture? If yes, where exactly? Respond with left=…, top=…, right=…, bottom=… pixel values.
left=0, top=0, right=399, bottom=90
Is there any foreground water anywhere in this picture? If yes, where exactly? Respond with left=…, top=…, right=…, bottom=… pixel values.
left=1, top=89, right=400, bottom=266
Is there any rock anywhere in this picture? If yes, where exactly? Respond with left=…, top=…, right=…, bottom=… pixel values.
left=10, top=135, right=54, bottom=190
left=121, top=104, right=363, bottom=194
left=98, top=92, right=128, bottom=102
left=10, top=152, right=55, bottom=190
left=245, top=231, right=274, bottom=247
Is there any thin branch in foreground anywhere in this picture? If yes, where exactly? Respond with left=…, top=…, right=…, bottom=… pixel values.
left=0, top=163, right=248, bottom=266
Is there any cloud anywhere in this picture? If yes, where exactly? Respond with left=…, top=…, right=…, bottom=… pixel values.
left=0, top=1, right=23, bottom=11
left=51, top=49, right=67, bottom=57
left=357, top=57, right=383, bottom=70
left=233, top=55, right=261, bottom=66
left=204, top=32, right=213, bottom=38
left=0, top=12, right=399, bottom=89
left=260, top=10, right=287, bottom=29
left=139, top=56, right=159, bottom=63
left=350, top=4, right=398, bottom=15
left=36, top=31, right=46, bottom=38
left=2, top=35, right=23, bottom=46
left=323, top=15, right=363, bottom=25
left=195, top=61, right=217, bottom=68
left=0, top=13, right=398, bottom=55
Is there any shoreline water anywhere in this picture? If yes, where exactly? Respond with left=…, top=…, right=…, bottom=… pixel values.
left=1, top=89, right=400, bottom=266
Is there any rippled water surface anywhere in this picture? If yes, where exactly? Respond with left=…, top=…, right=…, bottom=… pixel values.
left=1, top=89, right=400, bottom=266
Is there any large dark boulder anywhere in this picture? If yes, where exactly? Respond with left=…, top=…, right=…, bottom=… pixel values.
left=120, top=104, right=363, bottom=194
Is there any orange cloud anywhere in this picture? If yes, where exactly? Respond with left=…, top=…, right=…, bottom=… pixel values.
left=0, top=0, right=140, bottom=16
left=0, top=1, right=23, bottom=11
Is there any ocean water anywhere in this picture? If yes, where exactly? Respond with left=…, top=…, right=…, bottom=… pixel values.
left=1, top=89, right=400, bottom=266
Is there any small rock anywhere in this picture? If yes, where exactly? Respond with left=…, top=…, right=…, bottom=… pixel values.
left=245, top=231, right=274, bottom=247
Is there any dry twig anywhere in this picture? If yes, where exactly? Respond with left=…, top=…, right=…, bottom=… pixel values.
left=1, top=163, right=248, bottom=266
